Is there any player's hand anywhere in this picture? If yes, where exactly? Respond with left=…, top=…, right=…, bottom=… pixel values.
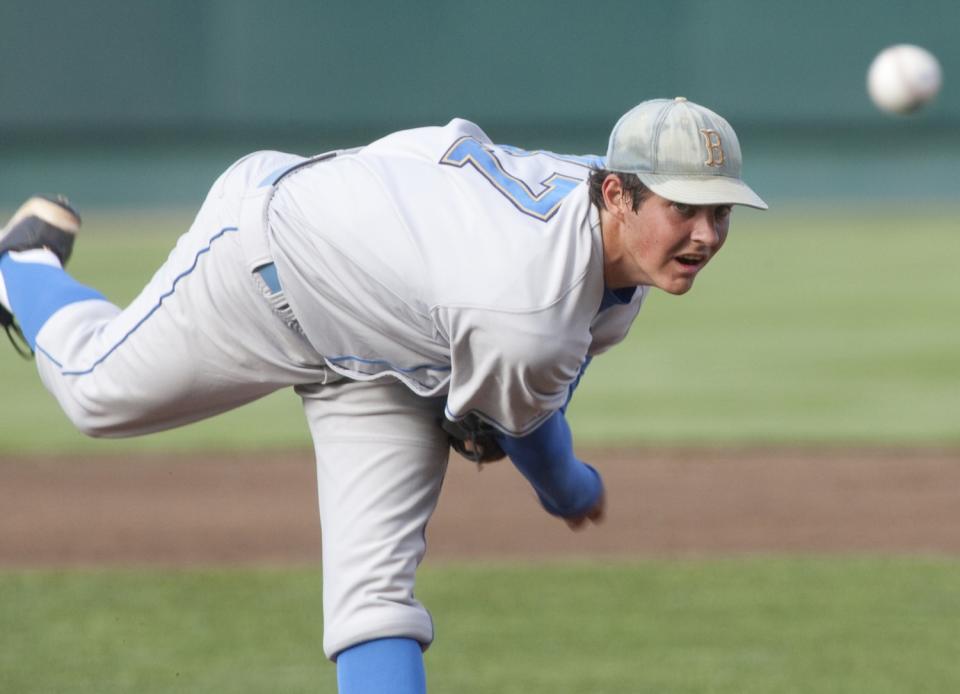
left=564, top=491, right=606, bottom=531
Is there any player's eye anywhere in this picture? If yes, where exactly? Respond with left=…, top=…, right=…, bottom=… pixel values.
left=714, top=205, right=732, bottom=222
left=672, top=202, right=694, bottom=216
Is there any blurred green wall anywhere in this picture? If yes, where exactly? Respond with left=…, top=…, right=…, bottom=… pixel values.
left=0, top=0, right=956, bottom=207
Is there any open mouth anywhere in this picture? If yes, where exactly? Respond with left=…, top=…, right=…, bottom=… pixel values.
left=675, top=254, right=706, bottom=267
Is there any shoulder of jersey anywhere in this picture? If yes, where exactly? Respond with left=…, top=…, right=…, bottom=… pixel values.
left=356, top=119, right=490, bottom=159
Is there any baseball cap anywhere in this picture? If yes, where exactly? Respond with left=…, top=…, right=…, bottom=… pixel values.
left=606, top=97, right=768, bottom=210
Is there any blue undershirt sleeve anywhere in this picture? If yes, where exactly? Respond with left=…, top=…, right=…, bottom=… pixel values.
left=495, top=409, right=603, bottom=518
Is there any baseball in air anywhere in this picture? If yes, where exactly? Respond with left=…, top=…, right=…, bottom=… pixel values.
left=867, top=44, right=942, bottom=115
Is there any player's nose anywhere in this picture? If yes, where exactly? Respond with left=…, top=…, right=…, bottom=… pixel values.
left=689, top=210, right=723, bottom=247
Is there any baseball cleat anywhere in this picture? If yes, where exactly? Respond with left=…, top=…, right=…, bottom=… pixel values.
left=0, top=195, right=81, bottom=264
left=0, top=195, right=82, bottom=357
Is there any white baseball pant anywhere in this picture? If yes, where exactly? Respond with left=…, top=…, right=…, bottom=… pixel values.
left=31, top=151, right=449, bottom=658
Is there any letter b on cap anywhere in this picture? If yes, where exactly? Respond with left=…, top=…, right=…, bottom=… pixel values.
left=699, top=129, right=724, bottom=167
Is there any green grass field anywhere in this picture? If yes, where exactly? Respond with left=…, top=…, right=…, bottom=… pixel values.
left=0, top=205, right=958, bottom=453
left=3, top=559, right=959, bottom=694
left=2, top=206, right=958, bottom=693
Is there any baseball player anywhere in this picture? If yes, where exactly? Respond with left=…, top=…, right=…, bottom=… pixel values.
left=0, top=97, right=765, bottom=694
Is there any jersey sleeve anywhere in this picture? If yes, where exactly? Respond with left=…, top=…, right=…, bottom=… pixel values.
left=438, top=305, right=591, bottom=436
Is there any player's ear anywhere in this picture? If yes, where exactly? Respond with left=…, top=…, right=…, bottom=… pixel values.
left=600, top=174, right=627, bottom=215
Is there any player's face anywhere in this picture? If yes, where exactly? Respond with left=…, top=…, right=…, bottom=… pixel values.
left=616, top=193, right=731, bottom=295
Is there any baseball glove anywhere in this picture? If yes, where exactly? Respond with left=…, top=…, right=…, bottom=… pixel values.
left=441, top=414, right=506, bottom=464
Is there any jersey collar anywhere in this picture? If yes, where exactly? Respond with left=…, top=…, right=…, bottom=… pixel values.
left=598, top=285, right=637, bottom=313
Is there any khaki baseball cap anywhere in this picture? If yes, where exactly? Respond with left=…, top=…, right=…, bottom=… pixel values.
left=606, top=97, right=768, bottom=210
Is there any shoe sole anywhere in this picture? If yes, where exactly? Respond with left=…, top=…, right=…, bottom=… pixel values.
left=1, top=196, right=81, bottom=239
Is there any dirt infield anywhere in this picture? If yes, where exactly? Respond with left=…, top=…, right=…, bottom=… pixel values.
left=2, top=447, right=959, bottom=567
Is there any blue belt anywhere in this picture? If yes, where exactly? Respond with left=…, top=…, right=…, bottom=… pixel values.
left=255, top=262, right=282, bottom=294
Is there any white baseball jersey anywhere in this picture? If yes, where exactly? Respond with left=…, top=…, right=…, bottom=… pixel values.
left=20, top=122, right=647, bottom=658
left=264, top=119, right=648, bottom=435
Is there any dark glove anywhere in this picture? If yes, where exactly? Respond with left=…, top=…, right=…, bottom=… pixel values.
left=440, top=414, right=506, bottom=464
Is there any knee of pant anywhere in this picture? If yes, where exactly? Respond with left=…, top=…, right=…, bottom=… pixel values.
left=60, top=400, right=120, bottom=438
left=55, top=385, right=146, bottom=438
left=322, top=599, right=435, bottom=661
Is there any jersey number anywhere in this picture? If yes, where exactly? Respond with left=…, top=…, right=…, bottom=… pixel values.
left=440, top=137, right=580, bottom=221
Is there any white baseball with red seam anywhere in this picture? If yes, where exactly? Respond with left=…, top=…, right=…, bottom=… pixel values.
left=867, top=44, right=942, bottom=115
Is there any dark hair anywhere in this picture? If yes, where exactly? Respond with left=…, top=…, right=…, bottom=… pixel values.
left=587, top=169, right=649, bottom=212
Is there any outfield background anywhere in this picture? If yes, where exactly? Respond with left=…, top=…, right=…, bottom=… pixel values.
left=1, top=2, right=959, bottom=693
left=0, top=0, right=957, bottom=452
left=1, top=0, right=959, bottom=209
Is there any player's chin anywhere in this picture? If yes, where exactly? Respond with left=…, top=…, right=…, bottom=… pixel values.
left=658, top=263, right=705, bottom=295
left=658, top=276, right=697, bottom=295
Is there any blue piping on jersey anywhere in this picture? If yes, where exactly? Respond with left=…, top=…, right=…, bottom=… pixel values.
left=258, top=151, right=338, bottom=188
left=444, top=402, right=554, bottom=438
left=259, top=165, right=297, bottom=188
left=444, top=354, right=591, bottom=434
left=327, top=354, right=451, bottom=375
left=38, top=226, right=240, bottom=375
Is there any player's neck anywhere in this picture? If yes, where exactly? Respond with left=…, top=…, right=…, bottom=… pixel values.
left=598, top=208, right=633, bottom=289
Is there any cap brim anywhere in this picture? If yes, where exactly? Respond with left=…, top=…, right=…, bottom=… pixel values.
left=637, top=173, right=769, bottom=210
